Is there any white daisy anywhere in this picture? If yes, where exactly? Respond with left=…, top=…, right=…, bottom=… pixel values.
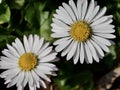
left=0, top=35, right=58, bottom=90
left=51, top=0, right=115, bottom=64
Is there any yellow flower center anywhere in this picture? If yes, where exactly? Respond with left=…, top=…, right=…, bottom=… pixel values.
left=18, top=53, right=37, bottom=71
left=70, top=21, right=91, bottom=42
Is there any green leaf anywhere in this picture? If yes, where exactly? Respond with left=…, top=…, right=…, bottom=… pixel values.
left=15, top=0, right=25, bottom=7
left=9, top=0, right=25, bottom=9
left=66, top=71, right=93, bottom=86
left=0, top=5, right=11, bottom=24
left=36, top=1, right=47, bottom=11
left=54, top=79, right=75, bottom=90
left=40, top=11, right=54, bottom=42
left=24, top=3, right=35, bottom=25
left=0, top=35, right=15, bottom=42
left=82, top=80, right=94, bottom=90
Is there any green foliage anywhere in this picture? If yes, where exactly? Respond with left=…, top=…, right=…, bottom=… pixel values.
left=0, top=4, right=10, bottom=24
left=0, top=0, right=119, bottom=90
left=40, top=9, right=54, bottom=42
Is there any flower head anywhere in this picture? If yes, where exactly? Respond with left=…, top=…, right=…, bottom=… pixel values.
left=0, top=35, right=58, bottom=90
left=51, top=0, right=115, bottom=64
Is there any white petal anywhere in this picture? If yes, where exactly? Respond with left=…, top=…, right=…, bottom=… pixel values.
left=52, top=18, right=70, bottom=29
left=84, top=42, right=93, bottom=64
left=2, top=49, right=9, bottom=56
left=77, top=0, right=83, bottom=19
left=17, top=86, right=23, bottom=90
left=0, top=69, right=12, bottom=78
left=28, top=71, right=34, bottom=86
left=15, top=38, right=25, bottom=53
left=85, top=0, right=95, bottom=21
left=36, top=37, right=44, bottom=54
left=86, top=40, right=99, bottom=62
left=81, top=0, right=88, bottom=20
left=23, top=35, right=30, bottom=52
left=53, top=14, right=71, bottom=26
left=36, top=65, right=52, bottom=75
left=62, top=2, right=76, bottom=21
left=0, top=56, right=17, bottom=63
left=6, top=71, right=21, bottom=88
left=31, top=70, right=40, bottom=88
left=15, top=38, right=25, bottom=55
left=16, top=71, right=24, bottom=87
left=90, top=39, right=104, bottom=57
left=29, top=85, right=36, bottom=90
left=92, top=35, right=112, bottom=46
left=2, top=49, right=18, bottom=61
left=3, top=68, right=20, bottom=81
left=52, top=27, right=69, bottom=33
left=35, top=68, right=51, bottom=82
left=94, top=33, right=116, bottom=39
left=67, top=41, right=78, bottom=60
left=32, top=35, right=40, bottom=54
left=38, top=46, right=52, bottom=58
left=91, top=16, right=109, bottom=26
left=28, top=34, right=33, bottom=51
left=61, top=40, right=74, bottom=56
left=51, top=32, right=70, bottom=38
left=84, top=57, right=90, bottom=64
left=40, top=63, right=56, bottom=67
left=53, top=37, right=71, bottom=45
left=6, top=81, right=15, bottom=88
left=4, top=79, right=11, bottom=84
left=80, top=42, right=85, bottom=64
left=92, top=37, right=110, bottom=52
left=23, top=71, right=29, bottom=87
left=39, top=63, right=58, bottom=71
left=69, top=0, right=79, bottom=19
left=29, top=73, right=46, bottom=89
left=39, top=53, right=57, bottom=63
left=12, top=42, right=22, bottom=56
left=88, top=6, right=100, bottom=23
left=55, top=39, right=72, bottom=52
left=7, top=44, right=20, bottom=58
left=56, top=6, right=73, bottom=24
left=92, top=7, right=107, bottom=22
left=92, top=24, right=115, bottom=30
left=73, top=42, right=80, bottom=64
left=0, top=61, right=17, bottom=69
left=91, top=15, right=113, bottom=26
left=37, top=42, right=49, bottom=55
left=51, top=23, right=70, bottom=30
left=31, top=70, right=40, bottom=82
left=39, top=79, right=46, bottom=88
left=38, top=65, right=54, bottom=72
left=93, top=28, right=115, bottom=33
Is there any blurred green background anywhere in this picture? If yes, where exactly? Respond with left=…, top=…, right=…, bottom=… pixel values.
left=0, top=0, right=120, bottom=90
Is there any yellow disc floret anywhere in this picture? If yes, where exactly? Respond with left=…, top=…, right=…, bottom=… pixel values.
left=70, top=21, right=91, bottom=42
left=18, top=53, right=37, bottom=71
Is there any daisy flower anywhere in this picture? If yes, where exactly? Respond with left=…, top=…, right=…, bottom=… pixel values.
left=51, top=0, right=115, bottom=64
left=0, top=35, right=58, bottom=90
